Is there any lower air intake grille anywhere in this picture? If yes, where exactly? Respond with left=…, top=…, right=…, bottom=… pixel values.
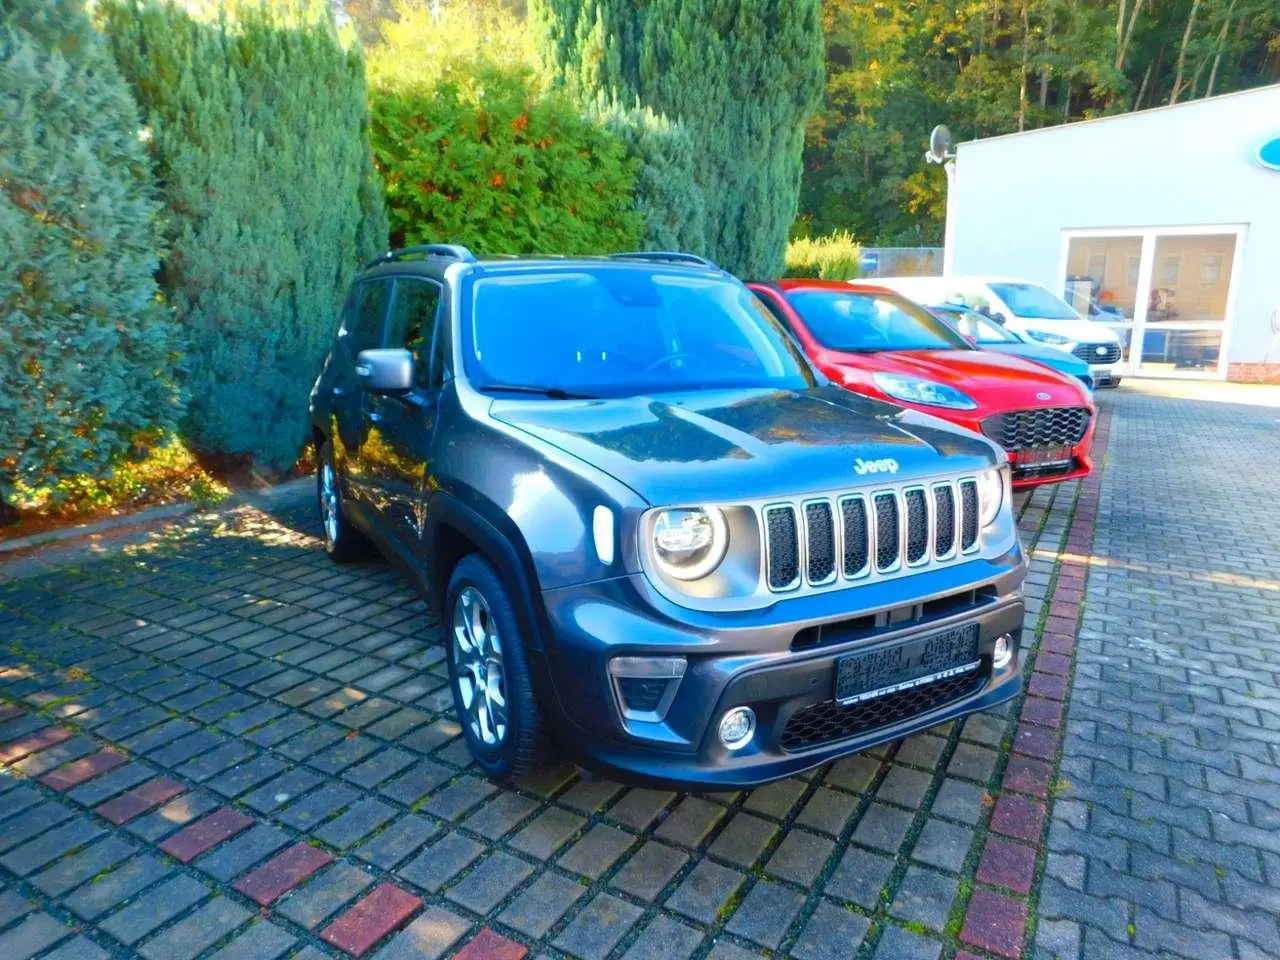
left=765, top=506, right=800, bottom=590
left=804, top=502, right=836, bottom=584
left=780, top=670, right=984, bottom=751
left=934, top=485, right=956, bottom=556
left=874, top=493, right=899, bottom=570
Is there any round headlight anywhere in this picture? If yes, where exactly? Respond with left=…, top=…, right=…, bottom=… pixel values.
left=652, top=507, right=728, bottom=581
left=977, top=467, right=1005, bottom=527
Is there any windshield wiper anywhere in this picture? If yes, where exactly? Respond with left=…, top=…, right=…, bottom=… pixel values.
left=478, top=384, right=598, bottom=400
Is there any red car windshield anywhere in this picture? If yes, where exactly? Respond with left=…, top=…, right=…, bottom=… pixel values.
left=786, top=290, right=973, bottom=353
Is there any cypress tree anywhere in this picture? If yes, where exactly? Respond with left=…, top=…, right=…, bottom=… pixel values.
left=0, top=0, right=183, bottom=516
left=530, top=0, right=824, bottom=277
left=101, top=0, right=388, bottom=471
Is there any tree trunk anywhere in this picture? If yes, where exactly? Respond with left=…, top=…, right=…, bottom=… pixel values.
left=1170, top=0, right=1201, bottom=104
left=1039, top=6, right=1054, bottom=109
left=1134, top=59, right=1154, bottom=109
left=1017, top=2, right=1029, bottom=131
left=1116, top=0, right=1144, bottom=72
left=1206, top=0, right=1238, bottom=98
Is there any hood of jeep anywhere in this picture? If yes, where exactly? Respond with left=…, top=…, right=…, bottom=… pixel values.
left=490, top=386, right=1000, bottom=505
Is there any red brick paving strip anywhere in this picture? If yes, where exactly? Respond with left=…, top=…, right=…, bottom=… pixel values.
left=233, top=843, right=333, bottom=906
left=958, top=406, right=1112, bottom=958
left=975, top=837, right=1037, bottom=895
left=961, top=888, right=1028, bottom=958
left=39, top=750, right=127, bottom=791
left=159, top=807, right=255, bottom=862
left=321, top=882, right=422, bottom=957
left=95, top=777, right=187, bottom=825
left=454, top=928, right=529, bottom=960
left=0, top=726, right=73, bottom=764
left=0, top=704, right=24, bottom=723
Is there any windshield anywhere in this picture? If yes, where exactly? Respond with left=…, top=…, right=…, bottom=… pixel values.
left=988, top=282, right=1080, bottom=320
left=786, top=290, right=972, bottom=352
left=931, top=306, right=1020, bottom=344
left=464, top=268, right=817, bottom=396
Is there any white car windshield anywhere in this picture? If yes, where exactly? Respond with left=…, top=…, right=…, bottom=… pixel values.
left=988, top=282, right=1080, bottom=320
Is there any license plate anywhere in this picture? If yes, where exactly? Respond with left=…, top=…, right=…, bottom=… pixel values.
left=834, top=623, right=980, bottom=705
left=1017, top=446, right=1071, bottom=465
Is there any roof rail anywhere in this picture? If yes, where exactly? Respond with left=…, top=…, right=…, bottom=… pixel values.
left=365, top=244, right=477, bottom=269
left=608, top=251, right=719, bottom=270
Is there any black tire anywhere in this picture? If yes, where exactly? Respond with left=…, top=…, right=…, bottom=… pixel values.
left=316, top=438, right=365, bottom=563
left=445, top=554, right=548, bottom=780
left=1108, top=377, right=1122, bottom=388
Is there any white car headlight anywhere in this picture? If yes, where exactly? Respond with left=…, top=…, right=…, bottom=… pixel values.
left=1024, top=329, right=1071, bottom=346
left=872, top=373, right=978, bottom=410
left=976, top=466, right=1007, bottom=527
left=652, top=507, right=728, bottom=580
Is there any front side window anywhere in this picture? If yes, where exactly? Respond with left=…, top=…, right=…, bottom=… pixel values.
left=988, top=282, right=1079, bottom=320
left=387, top=279, right=443, bottom=389
left=463, top=269, right=816, bottom=396
left=343, top=280, right=391, bottom=354
left=784, top=290, right=971, bottom=353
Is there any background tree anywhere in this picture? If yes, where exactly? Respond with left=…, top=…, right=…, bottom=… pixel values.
left=0, top=0, right=184, bottom=518
left=530, top=0, right=826, bottom=278
left=800, top=0, right=1278, bottom=245
left=102, top=0, right=387, bottom=472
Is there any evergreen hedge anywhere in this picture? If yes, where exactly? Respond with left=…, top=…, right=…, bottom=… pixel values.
left=101, top=0, right=388, bottom=471
left=371, top=64, right=642, bottom=254
left=531, top=0, right=825, bottom=277
left=0, top=0, right=183, bottom=516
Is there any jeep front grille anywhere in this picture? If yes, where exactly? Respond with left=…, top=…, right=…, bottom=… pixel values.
left=1072, top=342, right=1121, bottom=365
left=763, top=475, right=981, bottom=593
left=980, top=407, right=1091, bottom=452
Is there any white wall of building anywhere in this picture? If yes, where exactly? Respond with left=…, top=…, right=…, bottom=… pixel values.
left=946, top=83, right=1280, bottom=368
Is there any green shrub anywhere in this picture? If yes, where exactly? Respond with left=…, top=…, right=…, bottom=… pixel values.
left=101, top=0, right=388, bottom=471
left=591, top=99, right=707, bottom=254
left=0, top=0, right=184, bottom=518
left=370, top=63, right=642, bottom=254
left=785, top=232, right=862, bottom=280
left=531, top=0, right=826, bottom=277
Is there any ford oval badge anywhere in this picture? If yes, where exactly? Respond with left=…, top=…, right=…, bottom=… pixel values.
left=1036, top=392, right=1051, bottom=401
left=1258, top=137, right=1280, bottom=172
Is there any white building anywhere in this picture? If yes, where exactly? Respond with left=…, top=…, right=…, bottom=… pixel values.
left=945, top=83, right=1280, bottom=382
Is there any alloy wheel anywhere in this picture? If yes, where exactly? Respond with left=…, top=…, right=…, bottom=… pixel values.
left=451, top=586, right=508, bottom=747
left=319, top=462, right=340, bottom=547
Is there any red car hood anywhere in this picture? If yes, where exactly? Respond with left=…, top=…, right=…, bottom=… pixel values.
left=828, top=348, right=1089, bottom=410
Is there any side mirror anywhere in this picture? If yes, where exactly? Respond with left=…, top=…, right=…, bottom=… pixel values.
left=355, top=348, right=413, bottom=394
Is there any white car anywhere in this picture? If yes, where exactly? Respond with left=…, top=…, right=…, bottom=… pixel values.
left=873, top=276, right=1125, bottom=387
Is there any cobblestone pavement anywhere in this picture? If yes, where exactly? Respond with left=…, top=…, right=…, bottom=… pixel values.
left=1037, top=385, right=1280, bottom=960
left=0, top=385, right=1265, bottom=960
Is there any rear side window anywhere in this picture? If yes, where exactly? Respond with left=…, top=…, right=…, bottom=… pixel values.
left=387, top=279, right=443, bottom=390
left=342, top=280, right=391, bottom=354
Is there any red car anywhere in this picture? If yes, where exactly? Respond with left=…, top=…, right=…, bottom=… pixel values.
left=748, top=279, right=1095, bottom=489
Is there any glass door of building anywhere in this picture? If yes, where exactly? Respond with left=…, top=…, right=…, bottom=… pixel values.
left=1061, top=226, right=1244, bottom=379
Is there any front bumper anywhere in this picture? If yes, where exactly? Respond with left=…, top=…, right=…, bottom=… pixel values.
left=536, top=547, right=1026, bottom=790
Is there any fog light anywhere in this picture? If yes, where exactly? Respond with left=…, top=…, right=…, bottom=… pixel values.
left=718, top=707, right=756, bottom=750
left=993, top=634, right=1013, bottom=669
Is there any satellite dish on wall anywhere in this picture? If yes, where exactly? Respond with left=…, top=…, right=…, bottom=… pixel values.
left=926, top=125, right=953, bottom=164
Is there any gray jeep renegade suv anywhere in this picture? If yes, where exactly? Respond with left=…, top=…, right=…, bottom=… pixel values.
left=309, top=245, right=1026, bottom=789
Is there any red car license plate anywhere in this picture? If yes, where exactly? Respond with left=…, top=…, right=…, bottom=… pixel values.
left=1017, top=446, right=1071, bottom=465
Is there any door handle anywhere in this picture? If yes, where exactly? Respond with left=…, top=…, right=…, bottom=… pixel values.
left=368, top=410, right=383, bottom=423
